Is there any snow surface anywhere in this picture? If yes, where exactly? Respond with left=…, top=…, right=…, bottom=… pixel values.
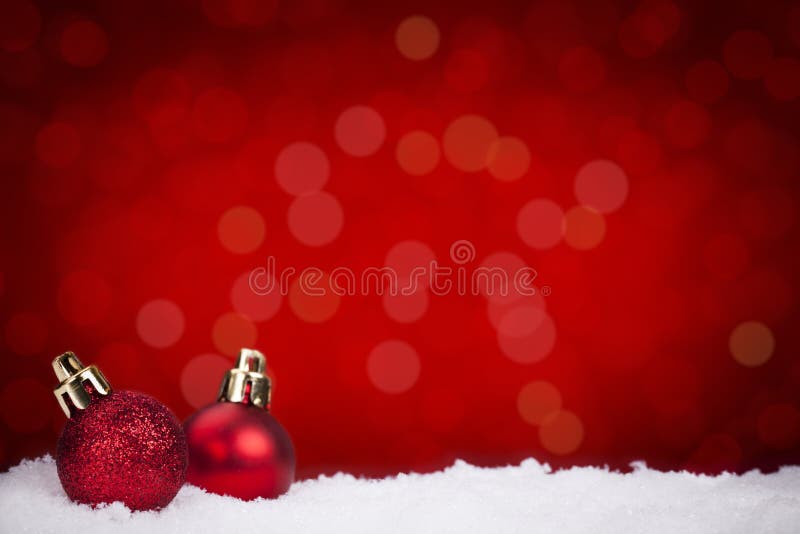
left=1, top=456, right=799, bottom=534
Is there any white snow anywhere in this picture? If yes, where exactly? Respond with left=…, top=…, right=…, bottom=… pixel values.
left=1, top=456, right=799, bottom=534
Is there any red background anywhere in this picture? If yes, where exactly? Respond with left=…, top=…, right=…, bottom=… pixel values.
left=1, top=0, right=800, bottom=478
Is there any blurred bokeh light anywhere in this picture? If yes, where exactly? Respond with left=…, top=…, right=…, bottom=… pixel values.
left=0, top=0, right=799, bottom=478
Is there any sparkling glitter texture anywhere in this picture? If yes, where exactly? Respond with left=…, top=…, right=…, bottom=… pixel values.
left=184, top=402, right=295, bottom=500
left=56, top=390, right=188, bottom=511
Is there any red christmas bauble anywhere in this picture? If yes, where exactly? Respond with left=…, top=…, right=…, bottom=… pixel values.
left=184, top=348, right=295, bottom=500
left=57, top=390, right=188, bottom=511
left=184, top=401, right=295, bottom=500
left=51, top=352, right=187, bottom=511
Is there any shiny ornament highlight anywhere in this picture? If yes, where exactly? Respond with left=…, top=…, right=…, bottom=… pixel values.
left=52, top=352, right=187, bottom=511
left=184, top=348, right=295, bottom=500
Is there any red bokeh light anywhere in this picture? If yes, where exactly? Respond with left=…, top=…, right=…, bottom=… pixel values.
left=722, top=30, right=773, bottom=80
left=0, top=0, right=40, bottom=53
left=685, top=60, right=729, bottom=104
left=59, top=19, right=108, bottom=68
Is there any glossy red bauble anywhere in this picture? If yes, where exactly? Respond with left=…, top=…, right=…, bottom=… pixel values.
left=184, top=401, right=295, bottom=500
left=57, top=390, right=188, bottom=511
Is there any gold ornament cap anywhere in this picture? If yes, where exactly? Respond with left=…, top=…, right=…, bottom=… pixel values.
left=218, top=348, right=271, bottom=409
left=52, top=352, right=111, bottom=418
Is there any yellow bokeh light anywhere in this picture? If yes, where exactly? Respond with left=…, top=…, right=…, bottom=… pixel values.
left=539, top=409, right=584, bottom=455
left=487, top=136, right=531, bottom=182
left=563, top=205, right=606, bottom=250
left=395, top=16, right=440, bottom=61
left=212, top=312, right=258, bottom=356
left=729, top=320, right=775, bottom=367
left=288, top=274, right=341, bottom=323
left=517, top=381, right=562, bottom=425
left=396, top=130, right=440, bottom=175
left=217, top=205, right=265, bottom=254
left=443, top=115, right=499, bottom=173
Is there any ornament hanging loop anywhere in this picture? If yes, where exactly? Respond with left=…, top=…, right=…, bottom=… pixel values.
left=52, top=352, right=111, bottom=418
left=218, top=348, right=272, bottom=409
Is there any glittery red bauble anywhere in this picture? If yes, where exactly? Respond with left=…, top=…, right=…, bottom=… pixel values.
left=56, top=390, right=188, bottom=511
left=184, top=402, right=295, bottom=500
